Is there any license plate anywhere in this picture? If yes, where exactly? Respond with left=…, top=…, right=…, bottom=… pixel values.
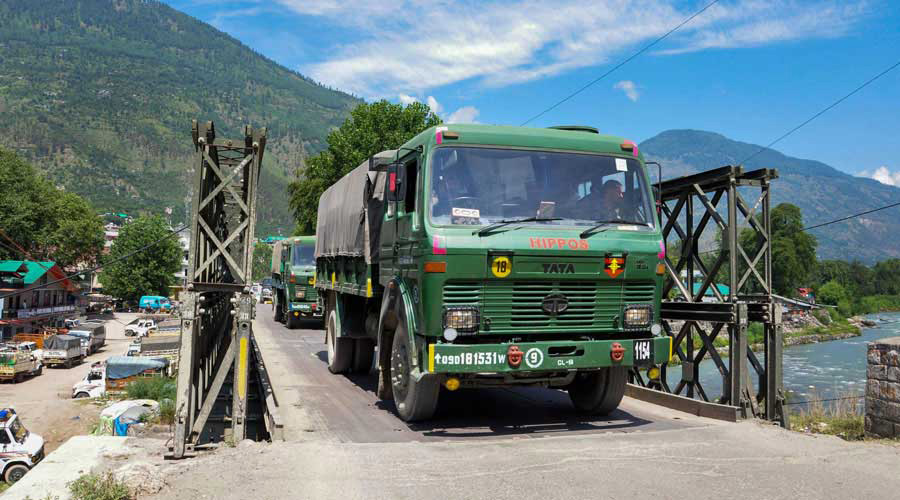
left=633, top=339, right=652, bottom=365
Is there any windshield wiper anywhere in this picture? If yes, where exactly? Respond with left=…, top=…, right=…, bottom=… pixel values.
left=579, top=219, right=649, bottom=239
left=475, top=217, right=563, bottom=236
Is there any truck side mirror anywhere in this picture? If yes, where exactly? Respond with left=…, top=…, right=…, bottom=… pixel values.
left=387, top=163, right=406, bottom=203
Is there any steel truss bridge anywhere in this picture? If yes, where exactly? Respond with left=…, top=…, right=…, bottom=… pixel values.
left=170, top=121, right=784, bottom=457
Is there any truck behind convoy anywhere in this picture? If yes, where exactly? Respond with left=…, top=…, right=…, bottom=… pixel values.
left=315, top=124, right=670, bottom=421
left=272, top=236, right=322, bottom=328
left=0, top=350, right=42, bottom=382
left=0, top=408, right=44, bottom=484
left=66, top=322, right=106, bottom=355
left=72, top=356, right=170, bottom=399
left=41, top=334, right=84, bottom=368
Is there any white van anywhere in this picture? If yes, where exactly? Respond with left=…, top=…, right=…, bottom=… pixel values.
left=0, top=408, right=45, bottom=484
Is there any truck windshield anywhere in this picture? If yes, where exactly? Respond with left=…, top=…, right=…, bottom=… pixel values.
left=429, top=147, right=655, bottom=228
left=291, top=244, right=315, bottom=266
left=9, top=419, right=27, bottom=444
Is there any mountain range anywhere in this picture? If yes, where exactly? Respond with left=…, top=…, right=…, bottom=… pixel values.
left=640, top=130, right=900, bottom=264
left=0, top=0, right=360, bottom=235
left=1, top=1, right=896, bottom=263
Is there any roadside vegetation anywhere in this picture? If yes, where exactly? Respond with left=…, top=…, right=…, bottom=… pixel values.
left=69, top=472, right=132, bottom=500
left=125, top=377, right=176, bottom=425
left=98, top=215, right=182, bottom=303
left=789, top=390, right=865, bottom=441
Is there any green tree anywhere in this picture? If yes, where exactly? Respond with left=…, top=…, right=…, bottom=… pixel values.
left=817, top=280, right=848, bottom=306
left=288, top=100, right=442, bottom=234
left=0, top=148, right=104, bottom=269
left=251, top=242, right=273, bottom=282
left=99, top=216, right=181, bottom=302
left=770, top=203, right=817, bottom=296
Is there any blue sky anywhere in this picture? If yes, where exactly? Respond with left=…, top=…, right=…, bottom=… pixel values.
left=166, top=0, right=900, bottom=184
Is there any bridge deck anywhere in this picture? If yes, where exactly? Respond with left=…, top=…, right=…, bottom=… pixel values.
left=252, top=312, right=711, bottom=443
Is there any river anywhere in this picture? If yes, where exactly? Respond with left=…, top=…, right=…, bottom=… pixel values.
left=663, top=312, right=900, bottom=406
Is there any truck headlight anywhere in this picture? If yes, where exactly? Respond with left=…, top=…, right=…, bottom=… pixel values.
left=442, top=306, right=479, bottom=333
left=623, top=304, right=652, bottom=329
left=295, top=289, right=306, bottom=299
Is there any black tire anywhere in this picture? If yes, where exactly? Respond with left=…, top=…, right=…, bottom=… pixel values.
left=390, top=324, right=439, bottom=422
left=74, top=391, right=90, bottom=399
left=326, top=310, right=352, bottom=374
left=274, top=298, right=285, bottom=323
left=351, top=338, right=375, bottom=374
left=4, top=463, right=29, bottom=483
left=286, top=310, right=301, bottom=330
left=34, top=366, right=42, bottom=376
left=567, top=367, right=627, bottom=415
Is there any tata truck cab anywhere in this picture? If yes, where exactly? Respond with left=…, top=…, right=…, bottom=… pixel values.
left=0, top=408, right=45, bottom=484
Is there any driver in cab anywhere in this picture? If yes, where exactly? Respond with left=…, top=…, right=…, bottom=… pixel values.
left=576, top=177, right=624, bottom=221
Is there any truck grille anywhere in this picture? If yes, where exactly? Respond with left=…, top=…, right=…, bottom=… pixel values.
left=443, top=281, right=655, bottom=334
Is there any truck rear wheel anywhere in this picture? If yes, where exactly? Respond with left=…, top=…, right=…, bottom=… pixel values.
left=567, top=367, right=627, bottom=415
left=390, top=325, right=439, bottom=422
left=326, top=310, right=352, bottom=374
left=286, top=309, right=300, bottom=330
left=352, top=338, right=375, bottom=374
left=274, top=299, right=285, bottom=324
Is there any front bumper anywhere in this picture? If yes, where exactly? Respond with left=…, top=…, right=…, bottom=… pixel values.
left=427, top=337, right=671, bottom=374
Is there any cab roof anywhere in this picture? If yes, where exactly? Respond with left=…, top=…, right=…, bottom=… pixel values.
left=399, top=124, right=642, bottom=160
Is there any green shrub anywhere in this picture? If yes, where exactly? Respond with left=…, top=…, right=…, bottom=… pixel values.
left=125, top=377, right=175, bottom=402
left=69, top=472, right=132, bottom=500
left=159, top=398, right=175, bottom=425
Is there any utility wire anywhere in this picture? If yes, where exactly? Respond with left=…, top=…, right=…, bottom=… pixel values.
left=739, top=58, right=900, bottom=165
left=519, top=0, right=721, bottom=126
left=783, top=395, right=864, bottom=406
left=0, top=225, right=190, bottom=301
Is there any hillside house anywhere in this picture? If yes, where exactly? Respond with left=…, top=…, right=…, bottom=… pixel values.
left=0, top=261, right=79, bottom=339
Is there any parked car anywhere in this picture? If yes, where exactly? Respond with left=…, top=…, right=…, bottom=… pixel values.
left=138, top=296, right=173, bottom=313
left=0, top=408, right=45, bottom=484
left=125, top=319, right=158, bottom=337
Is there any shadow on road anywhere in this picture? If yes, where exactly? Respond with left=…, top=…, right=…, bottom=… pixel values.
left=314, top=349, right=654, bottom=439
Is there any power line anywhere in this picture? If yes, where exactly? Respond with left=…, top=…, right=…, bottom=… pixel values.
left=801, top=201, right=900, bottom=231
left=740, top=58, right=900, bottom=165
left=0, top=225, right=190, bottom=302
left=783, top=394, right=864, bottom=406
left=519, top=0, right=721, bottom=126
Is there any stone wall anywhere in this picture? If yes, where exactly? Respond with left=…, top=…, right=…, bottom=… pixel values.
left=866, top=336, right=900, bottom=438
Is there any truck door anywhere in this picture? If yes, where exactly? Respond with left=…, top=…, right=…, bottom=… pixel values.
left=395, top=154, right=420, bottom=283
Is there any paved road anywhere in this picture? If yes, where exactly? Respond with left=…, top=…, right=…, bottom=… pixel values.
left=252, top=311, right=705, bottom=443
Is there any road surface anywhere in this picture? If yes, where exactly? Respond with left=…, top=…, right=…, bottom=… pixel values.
left=140, top=309, right=900, bottom=500
left=252, top=310, right=703, bottom=443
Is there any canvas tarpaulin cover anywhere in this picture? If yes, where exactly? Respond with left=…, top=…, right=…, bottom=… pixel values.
left=43, top=334, right=81, bottom=351
left=105, top=355, right=169, bottom=379
left=315, top=150, right=394, bottom=264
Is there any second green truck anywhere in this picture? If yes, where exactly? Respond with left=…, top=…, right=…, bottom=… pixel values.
left=271, top=236, right=322, bottom=329
left=316, top=124, right=671, bottom=421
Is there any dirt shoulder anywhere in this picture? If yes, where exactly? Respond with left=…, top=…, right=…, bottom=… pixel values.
left=0, top=313, right=142, bottom=452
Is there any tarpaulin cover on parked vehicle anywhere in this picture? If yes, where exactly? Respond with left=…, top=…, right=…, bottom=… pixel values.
left=43, top=335, right=81, bottom=351
left=315, top=150, right=394, bottom=264
left=271, top=240, right=285, bottom=274
left=106, top=355, right=169, bottom=380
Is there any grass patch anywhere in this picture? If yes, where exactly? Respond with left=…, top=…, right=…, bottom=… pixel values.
left=125, top=377, right=175, bottom=402
left=789, top=390, right=865, bottom=441
left=786, top=318, right=860, bottom=340
left=69, top=472, right=132, bottom=500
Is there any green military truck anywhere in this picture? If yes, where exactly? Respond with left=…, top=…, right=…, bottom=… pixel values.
left=272, top=236, right=322, bottom=329
left=315, top=124, right=671, bottom=421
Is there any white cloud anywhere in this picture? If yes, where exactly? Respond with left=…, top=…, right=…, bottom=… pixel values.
left=614, top=80, right=640, bottom=102
left=426, top=96, right=443, bottom=114
left=397, top=93, right=418, bottom=105
left=279, top=0, right=868, bottom=96
left=860, top=166, right=900, bottom=187
left=446, top=106, right=480, bottom=124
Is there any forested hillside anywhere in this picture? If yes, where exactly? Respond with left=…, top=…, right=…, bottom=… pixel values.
left=641, top=130, right=900, bottom=264
left=0, top=0, right=360, bottom=234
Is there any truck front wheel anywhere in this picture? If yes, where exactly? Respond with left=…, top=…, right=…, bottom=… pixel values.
left=326, top=310, right=352, bottom=374
left=567, top=367, right=627, bottom=415
left=389, top=325, right=439, bottom=422
left=4, top=463, right=29, bottom=483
